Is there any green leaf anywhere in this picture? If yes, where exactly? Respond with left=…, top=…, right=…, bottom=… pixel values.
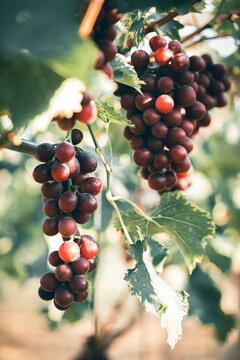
left=115, top=191, right=216, bottom=272
left=111, top=54, right=144, bottom=92
left=124, top=10, right=145, bottom=47
left=0, top=0, right=83, bottom=58
left=205, top=242, right=231, bottom=273
left=95, top=98, right=130, bottom=125
left=0, top=55, right=64, bottom=131
left=125, top=234, right=188, bottom=349
left=112, top=0, right=205, bottom=14
left=188, top=266, right=235, bottom=342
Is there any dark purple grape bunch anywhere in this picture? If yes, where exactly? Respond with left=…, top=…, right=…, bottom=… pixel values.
left=32, top=130, right=103, bottom=239
left=38, top=234, right=98, bottom=311
left=115, top=35, right=231, bottom=194
left=92, top=3, right=121, bottom=79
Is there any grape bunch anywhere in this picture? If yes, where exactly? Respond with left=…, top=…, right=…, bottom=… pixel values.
left=116, top=35, right=231, bottom=193
left=92, top=2, right=120, bottom=79
left=32, top=129, right=102, bottom=310
left=38, top=234, right=98, bottom=311
left=53, top=91, right=98, bottom=131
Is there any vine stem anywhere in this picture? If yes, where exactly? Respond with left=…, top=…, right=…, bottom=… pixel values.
left=1, top=138, right=37, bottom=155
left=87, top=124, right=133, bottom=244
left=184, top=33, right=229, bottom=48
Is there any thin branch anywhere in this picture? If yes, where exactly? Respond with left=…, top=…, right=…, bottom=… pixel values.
left=1, top=138, right=37, bottom=156
left=184, top=33, right=229, bottom=48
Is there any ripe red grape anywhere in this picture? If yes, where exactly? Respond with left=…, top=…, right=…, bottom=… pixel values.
left=34, top=143, right=54, bottom=162
left=74, top=291, right=88, bottom=303
left=70, top=275, right=89, bottom=294
left=120, top=94, right=136, bottom=111
left=51, top=161, right=70, bottom=182
left=38, top=287, right=55, bottom=301
left=54, top=285, right=74, bottom=307
left=66, top=158, right=80, bottom=178
left=48, top=251, right=64, bottom=267
left=153, top=153, right=169, bottom=170
left=42, top=218, right=58, bottom=236
left=41, top=181, right=63, bottom=199
left=148, top=173, right=167, bottom=191
left=72, top=172, right=89, bottom=186
left=43, top=199, right=61, bottom=218
left=77, top=193, right=98, bottom=214
left=40, top=272, right=61, bottom=292
left=58, top=192, right=78, bottom=213
left=167, top=127, right=186, bottom=145
left=164, top=109, right=182, bottom=127
left=168, top=40, right=182, bottom=54
left=171, top=53, right=190, bottom=72
left=155, top=95, right=174, bottom=114
left=99, top=39, right=117, bottom=62
left=72, top=210, right=91, bottom=224
left=151, top=122, right=168, bottom=138
left=58, top=241, right=80, bottom=262
left=130, top=135, right=146, bottom=150
left=71, top=257, right=90, bottom=275
left=140, top=74, right=156, bottom=92
left=133, top=148, right=153, bottom=166
left=76, top=151, right=97, bottom=173
left=77, top=103, right=98, bottom=124
left=149, top=36, right=167, bottom=51
left=169, top=145, right=187, bottom=163
left=58, top=217, right=78, bottom=237
left=155, top=48, right=172, bottom=65
left=55, top=264, right=73, bottom=282
left=135, top=93, right=155, bottom=112
left=177, top=85, right=196, bottom=107
left=143, top=108, right=161, bottom=125
left=131, top=50, right=149, bottom=68
left=55, top=142, right=75, bottom=163
left=80, top=240, right=98, bottom=259
left=81, top=177, right=103, bottom=195
left=157, top=76, right=174, bottom=93
left=33, top=164, right=51, bottom=183
left=71, top=129, right=83, bottom=145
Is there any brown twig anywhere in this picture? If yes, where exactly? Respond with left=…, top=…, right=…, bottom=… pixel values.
left=0, top=138, right=37, bottom=156
left=181, top=10, right=240, bottom=44
left=184, top=33, right=229, bottom=48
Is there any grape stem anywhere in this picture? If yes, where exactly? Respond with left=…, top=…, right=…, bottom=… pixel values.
left=87, top=124, right=133, bottom=245
left=1, top=138, right=37, bottom=155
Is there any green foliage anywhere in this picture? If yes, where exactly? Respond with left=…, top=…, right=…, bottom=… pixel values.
left=125, top=234, right=188, bottom=349
left=112, top=0, right=205, bottom=14
left=115, top=191, right=215, bottom=272
left=123, top=10, right=145, bottom=47
left=96, top=98, right=130, bottom=125
left=188, top=266, right=235, bottom=342
left=111, top=55, right=144, bottom=92
left=205, top=242, right=231, bottom=273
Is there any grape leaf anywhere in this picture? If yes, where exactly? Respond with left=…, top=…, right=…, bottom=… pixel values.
left=188, top=266, right=235, bottom=342
left=205, top=242, right=231, bottom=273
left=112, top=0, right=205, bottom=14
left=95, top=99, right=130, bottom=125
left=111, top=55, right=144, bottom=92
left=115, top=191, right=215, bottom=272
left=124, top=10, right=145, bottom=47
left=125, top=235, right=188, bottom=349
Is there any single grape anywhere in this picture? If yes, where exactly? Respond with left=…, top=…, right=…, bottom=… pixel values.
left=201, top=95, right=216, bottom=110
left=169, top=145, right=187, bottom=163
left=140, top=167, right=151, bottom=180
left=72, top=210, right=91, bottom=224
left=180, top=120, right=195, bottom=137
left=99, top=39, right=117, bottom=62
left=164, top=109, right=182, bottom=127
left=71, top=130, right=83, bottom=146
left=71, top=257, right=90, bottom=275
left=80, top=240, right=98, bottom=259
left=147, top=137, right=164, bottom=153
left=54, top=299, right=72, bottom=311
left=48, top=251, right=64, bottom=267
left=55, top=142, right=75, bottom=163
left=140, top=74, right=157, bottom=92
left=77, top=103, right=97, bottom=124
left=201, top=54, right=213, bottom=67
left=216, top=93, right=227, bottom=107
left=156, top=76, right=174, bottom=93
left=34, top=143, right=55, bottom=162
left=186, top=101, right=206, bottom=120
left=38, top=286, right=55, bottom=301
left=151, top=122, right=168, bottom=139
left=123, top=126, right=133, bottom=140
left=149, top=36, right=167, bottom=51
left=189, top=55, right=206, bottom=72
left=155, top=48, right=172, bottom=65
left=171, top=53, right=190, bottom=72
left=58, top=192, right=78, bottom=213
left=153, top=153, right=169, bottom=170
left=81, top=177, right=103, bottom=195
left=211, top=63, right=227, bottom=79
left=177, top=85, right=196, bottom=107
left=58, top=241, right=80, bottom=262
left=148, top=173, right=167, bottom=191
left=40, top=272, right=61, bottom=292
left=135, top=93, right=155, bottom=112
left=41, top=181, right=63, bottom=199
left=105, top=8, right=121, bottom=25
left=182, top=137, right=194, bottom=153
left=65, top=157, right=80, bottom=178
left=88, top=258, right=98, bottom=273
left=74, top=291, right=88, bottom=303
left=51, top=161, right=70, bottom=182
left=143, top=108, right=161, bottom=125
left=43, top=199, right=61, bottom=218
left=120, top=94, right=136, bottom=111
left=72, top=172, right=89, bottom=187
left=167, top=127, right=186, bottom=145
left=54, top=285, right=74, bottom=307
left=42, top=218, right=58, bottom=236
left=101, top=64, right=113, bottom=80
left=198, top=112, right=211, bottom=127
left=32, top=164, right=51, bottom=183
left=101, top=25, right=117, bottom=41
left=172, top=158, right=191, bottom=173
left=198, top=74, right=210, bottom=88
left=168, top=40, right=182, bottom=54
left=155, top=95, right=174, bottom=114
left=130, top=115, right=147, bottom=135
left=58, top=217, right=78, bottom=237
left=209, top=80, right=225, bottom=95
left=55, top=264, right=73, bottom=282
left=76, top=151, right=97, bottom=173
left=131, top=50, right=149, bottom=68
left=133, top=148, right=153, bottom=166
left=77, top=193, right=98, bottom=214
left=70, top=275, right=89, bottom=294
left=221, top=77, right=231, bottom=91
left=164, top=171, right=177, bottom=188
left=178, top=71, right=194, bottom=85
left=57, top=116, right=76, bottom=131
left=130, top=135, right=145, bottom=150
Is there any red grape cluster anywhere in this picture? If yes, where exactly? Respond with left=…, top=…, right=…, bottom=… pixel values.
left=32, top=130, right=102, bottom=310
left=92, top=3, right=120, bottom=80
left=53, top=91, right=98, bottom=131
left=115, top=36, right=231, bottom=193
left=38, top=234, right=98, bottom=310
